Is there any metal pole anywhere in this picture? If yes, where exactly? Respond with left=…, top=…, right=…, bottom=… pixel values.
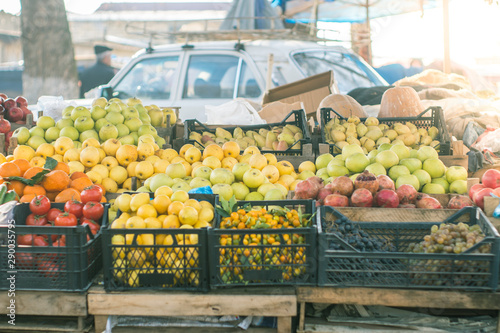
left=365, top=0, right=372, bottom=65
left=443, top=0, right=451, bottom=73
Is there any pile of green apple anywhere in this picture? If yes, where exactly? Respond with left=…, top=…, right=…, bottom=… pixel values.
left=11, top=97, right=175, bottom=150
left=315, top=143, right=468, bottom=195
left=323, top=116, right=441, bottom=153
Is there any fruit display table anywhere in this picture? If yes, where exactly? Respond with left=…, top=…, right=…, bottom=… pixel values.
left=87, top=285, right=297, bottom=333
left=296, top=286, right=500, bottom=332
left=0, top=289, right=90, bottom=332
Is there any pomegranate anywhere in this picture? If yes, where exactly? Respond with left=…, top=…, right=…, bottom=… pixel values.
left=7, top=106, right=23, bottom=122
left=0, top=115, right=11, bottom=134
left=396, top=184, right=418, bottom=204
left=316, top=187, right=333, bottom=204
left=15, top=96, right=28, bottom=108
left=473, top=188, right=493, bottom=210
left=469, top=183, right=485, bottom=200
left=293, top=176, right=324, bottom=200
left=3, top=98, right=16, bottom=111
left=447, top=195, right=474, bottom=209
left=398, top=203, right=416, bottom=208
left=415, top=195, right=442, bottom=209
left=350, top=188, right=373, bottom=207
left=324, top=193, right=349, bottom=207
left=374, top=189, right=399, bottom=208
left=354, top=170, right=379, bottom=194
left=328, top=175, right=354, bottom=196
left=377, top=174, right=395, bottom=191
left=481, top=169, right=500, bottom=189
left=20, top=106, right=32, bottom=121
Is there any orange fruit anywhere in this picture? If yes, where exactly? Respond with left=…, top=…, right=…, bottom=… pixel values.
left=70, top=177, right=93, bottom=192
left=54, top=188, right=81, bottom=203
left=12, top=159, right=31, bottom=176
left=70, top=171, right=88, bottom=180
left=54, top=162, right=70, bottom=175
left=23, top=167, right=45, bottom=180
left=20, top=194, right=36, bottom=203
left=100, top=196, right=107, bottom=203
left=7, top=180, right=26, bottom=198
left=96, top=184, right=106, bottom=196
left=23, top=184, right=46, bottom=197
left=0, top=162, right=21, bottom=178
left=0, top=177, right=4, bottom=186
left=41, top=170, right=70, bottom=192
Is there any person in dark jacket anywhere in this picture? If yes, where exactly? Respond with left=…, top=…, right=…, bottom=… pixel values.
left=79, top=45, right=116, bottom=98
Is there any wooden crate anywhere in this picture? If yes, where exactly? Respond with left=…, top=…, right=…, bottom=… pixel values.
left=275, top=143, right=315, bottom=170
left=0, top=290, right=90, bottom=332
left=87, top=285, right=296, bottom=333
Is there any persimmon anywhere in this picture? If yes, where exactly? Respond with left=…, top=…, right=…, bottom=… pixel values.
left=0, top=162, right=21, bottom=178
left=70, top=177, right=93, bottom=192
left=55, top=188, right=81, bottom=203
left=20, top=194, right=36, bottom=203
left=12, top=159, right=31, bottom=176
left=23, top=184, right=46, bottom=197
left=70, top=171, right=88, bottom=180
left=54, top=162, right=70, bottom=175
left=7, top=180, right=25, bottom=197
left=41, top=170, right=70, bottom=192
left=23, top=167, right=45, bottom=180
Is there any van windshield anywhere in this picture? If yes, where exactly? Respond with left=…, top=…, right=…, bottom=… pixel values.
left=292, top=50, right=386, bottom=94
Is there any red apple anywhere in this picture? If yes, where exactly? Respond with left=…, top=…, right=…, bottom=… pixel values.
left=3, top=98, right=16, bottom=111
left=7, top=107, right=23, bottom=122
left=469, top=183, right=485, bottom=200
left=473, top=188, right=494, bottom=210
left=15, top=96, right=28, bottom=108
left=481, top=169, right=500, bottom=189
left=20, top=106, right=32, bottom=120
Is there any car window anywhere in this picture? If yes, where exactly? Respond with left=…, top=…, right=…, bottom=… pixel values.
left=292, top=51, right=385, bottom=94
left=183, top=54, right=240, bottom=99
left=237, top=61, right=262, bottom=98
left=113, top=56, right=179, bottom=99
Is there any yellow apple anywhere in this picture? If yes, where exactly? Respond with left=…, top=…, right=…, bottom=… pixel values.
left=127, top=161, right=139, bottom=177
left=102, top=138, right=121, bottom=156
left=110, top=165, right=129, bottom=185
left=276, top=161, right=294, bottom=176
left=54, top=137, right=74, bottom=155
left=154, top=159, right=170, bottom=173
left=137, top=142, right=155, bottom=161
left=80, top=146, right=100, bottom=168
left=102, top=177, right=119, bottom=193
left=82, top=138, right=101, bottom=149
left=202, top=156, right=221, bottom=170
left=116, top=144, right=138, bottom=167
left=91, top=164, right=109, bottom=179
left=101, top=156, right=119, bottom=171
left=262, top=164, right=280, bottom=183
left=35, top=143, right=55, bottom=159
left=202, top=144, right=224, bottom=161
left=86, top=170, right=103, bottom=184
left=67, top=161, right=85, bottom=173
left=135, top=161, right=155, bottom=180
left=184, top=146, right=202, bottom=163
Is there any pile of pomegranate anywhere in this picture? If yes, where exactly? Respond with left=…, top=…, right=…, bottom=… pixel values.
left=0, top=93, right=32, bottom=126
left=469, top=169, right=500, bottom=210
left=294, top=170, right=473, bottom=210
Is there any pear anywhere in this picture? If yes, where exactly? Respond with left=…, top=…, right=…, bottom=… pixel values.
left=253, top=133, right=266, bottom=148
left=417, top=128, right=428, bottom=137
left=258, top=128, right=269, bottom=138
left=277, top=132, right=295, bottom=145
left=384, top=129, right=398, bottom=141
left=359, top=136, right=368, bottom=146
left=356, top=123, right=368, bottom=137
left=246, top=130, right=257, bottom=139
left=412, top=132, right=420, bottom=145
left=343, top=123, right=356, bottom=133
left=394, top=123, right=411, bottom=135
left=430, top=140, right=440, bottom=151
left=215, top=138, right=227, bottom=145
left=366, top=125, right=380, bottom=132
left=266, top=131, right=277, bottom=148
left=276, top=140, right=289, bottom=151
left=333, top=124, right=346, bottom=133
left=365, top=129, right=383, bottom=141
left=272, top=141, right=279, bottom=150
left=215, top=128, right=232, bottom=140
left=363, top=138, right=376, bottom=152
left=294, top=132, right=303, bottom=140
left=281, top=127, right=294, bottom=137
left=347, top=116, right=360, bottom=124
left=291, top=141, right=301, bottom=149
left=376, top=137, right=391, bottom=146
left=285, top=124, right=301, bottom=134
left=233, top=127, right=244, bottom=139
left=378, top=124, right=389, bottom=131
left=428, top=126, right=439, bottom=140
left=243, top=136, right=256, bottom=146
left=189, top=132, right=202, bottom=142
left=345, top=130, right=357, bottom=139
left=364, top=117, right=379, bottom=126
left=401, top=133, right=416, bottom=146
left=325, top=118, right=337, bottom=129
left=346, top=136, right=360, bottom=146
left=202, top=131, right=215, bottom=140
left=406, top=122, right=418, bottom=133
left=421, top=135, right=433, bottom=145
left=236, top=138, right=248, bottom=149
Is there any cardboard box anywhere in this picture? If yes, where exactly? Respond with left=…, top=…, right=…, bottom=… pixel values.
left=261, top=71, right=335, bottom=120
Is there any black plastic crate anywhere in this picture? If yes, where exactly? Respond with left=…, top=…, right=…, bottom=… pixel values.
left=184, top=110, right=312, bottom=156
left=208, top=199, right=317, bottom=288
left=0, top=202, right=109, bottom=292
left=102, top=193, right=217, bottom=291
left=318, top=206, right=500, bottom=291
left=320, top=106, right=451, bottom=155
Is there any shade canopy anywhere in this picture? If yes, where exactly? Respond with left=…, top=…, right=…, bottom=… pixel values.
left=220, top=0, right=285, bottom=30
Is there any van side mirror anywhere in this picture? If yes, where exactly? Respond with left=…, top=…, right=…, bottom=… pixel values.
left=100, top=85, right=114, bottom=99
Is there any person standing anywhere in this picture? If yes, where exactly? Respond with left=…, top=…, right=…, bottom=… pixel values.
left=79, top=45, right=116, bottom=98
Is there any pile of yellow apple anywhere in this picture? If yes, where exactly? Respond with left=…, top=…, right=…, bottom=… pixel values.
left=108, top=190, right=215, bottom=287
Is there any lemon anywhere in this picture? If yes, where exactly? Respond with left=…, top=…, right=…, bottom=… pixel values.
left=155, top=185, right=173, bottom=198
left=127, top=250, right=147, bottom=268
left=184, top=198, right=202, bottom=212
left=115, top=193, right=132, bottom=212
left=137, top=204, right=158, bottom=219
left=153, top=195, right=171, bottom=214
left=179, top=206, right=198, bottom=226
left=167, top=201, right=184, bottom=216
left=130, top=192, right=151, bottom=212
left=162, top=234, right=175, bottom=246
left=111, top=219, right=126, bottom=229
left=162, top=215, right=180, bottom=229
left=171, top=190, right=189, bottom=203
left=157, top=214, right=168, bottom=223
left=189, top=233, right=199, bottom=245
left=194, top=220, right=210, bottom=229
left=125, top=216, right=146, bottom=229
left=144, top=217, right=162, bottom=229
left=200, top=200, right=214, bottom=211
left=198, top=208, right=214, bottom=223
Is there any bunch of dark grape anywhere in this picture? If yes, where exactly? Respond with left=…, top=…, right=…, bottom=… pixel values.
left=408, top=222, right=491, bottom=288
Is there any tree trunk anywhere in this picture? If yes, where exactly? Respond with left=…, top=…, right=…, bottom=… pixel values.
left=20, top=0, right=79, bottom=102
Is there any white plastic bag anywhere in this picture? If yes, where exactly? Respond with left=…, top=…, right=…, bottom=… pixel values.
left=205, top=99, right=266, bottom=125
left=36, top=96, right=75, bottom=122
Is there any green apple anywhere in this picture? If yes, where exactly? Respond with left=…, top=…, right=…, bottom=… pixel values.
left=27, top=136, right=47, bottom=150
left=139, top=112, right=151, bottom=125
left=232, top=163, right=251, bottom=181
left=399, top=158, right=422, bottom=174
left=257, top=183, right=276, bottom=197
left=328, top=158, right=345, bottom=167
left=422, top=158, right=446, bottom=178
left=105, top=102, right=122, bottom=113
left=92, top=97, right=107, bottom=108
left=124, top=117, right=143, bottom=132
left=133, top=103, right=148, bottom=114
left=316, top=167, right=330, bottom=181
left=375, top=150, right=399, bottom=169
left=79, top=129, right=99, bottom=142
left=56, top=118, right=74, bottom=129
left=245, top=191, right=264, bottom=200
left=231, top=182, right=250, bottom=200
left=422, top=183, right=446, bottom=194
left=37, top=116, right=55, bottom=130
left=315, top=153, right=334, bottom=170
left=29, top=126, right=45, bottom=137
left=298, top=170, right=316, bottom=180
left=388, top=165, right=410, bottom=181
left=130, top=132, right=139, bottom=145
left=390, top=144, right=410, bottom=160
left=70, top=106, right=91, bottom=121
left=242, top=168, right=266, bottom=189
left=431, top=177, right=450, bottom=193
left=412, top=169, right=432, bottom=191
left=136, top=186, right=149, bottom=192
left=210, top=168, right=235, bottom=185
left=264, top=188, right=285, bottom=200
left=90, top=105, right=107, bottom=121
left=345, top=152, right=370, bottom=173
left=194, top=166, right=213, bottom=180
left=445, top=166, right=468, bottom=183
left=95, top=118, right=110, bottom=132
left=138, top=125, right=157, bottom=137
left=60, top=126, right=80, bottom=141
left=449, top=179, right=467, bottom=194
left=115, top=123, right=130, bottom=137
left=171, top=181, right=191, bottom=193
left=149, top=173, right=174, bottom=192
left=121, top=106, right=140, bottom=119
left=44, top=126, right=60, bottom=143
left=365, top=162, right=387, bottom=176
left=74, top=116, right=95, bottom=133
left=155, top=136, right=166, bottom=148
left=190, top=177, right=212, bottom=189
left=61, top=105, right=75, bottom=116
left=99, top=123, right=119, bottom=141
left=409, top=149, right=418, bottom=158
left=119, top=135, right=135, bottom=145
left=12, top=127, right=30, bottom=145
left=211, top=183, right=234, bottom=201
left=395, top=174, right=420, bottom=191
left=148, top=109, right=164, bottom=127
left=105, top=111, right=125, bottom=126
left=126, top=97, right=142, bottom=106
left=417, top=146, right=439, bottom=162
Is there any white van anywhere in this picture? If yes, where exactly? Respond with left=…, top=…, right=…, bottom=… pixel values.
left=95, top=39, right=387, bottom=122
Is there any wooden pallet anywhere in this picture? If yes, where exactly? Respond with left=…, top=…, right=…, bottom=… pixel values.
left=296, top=287, right=500, bottom=333
left=0, top=290, right=90, bottom=332
left=87, top=285, right=297, bottom=333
